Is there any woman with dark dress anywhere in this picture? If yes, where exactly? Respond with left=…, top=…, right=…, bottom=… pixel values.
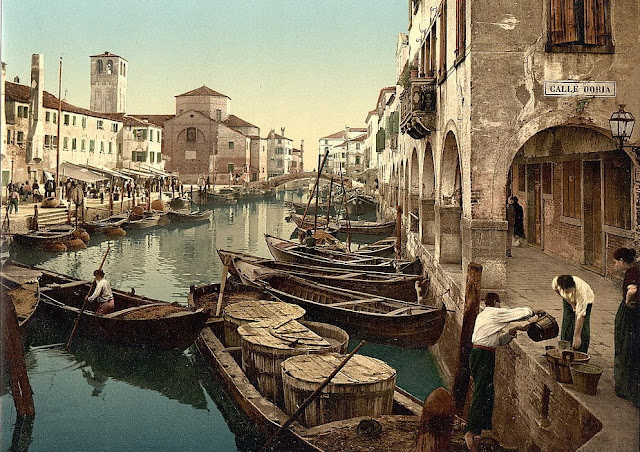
left=613, top=247, right=639, bottom=407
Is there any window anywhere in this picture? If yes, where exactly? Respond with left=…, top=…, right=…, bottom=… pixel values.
left=548, top=0, right=612, bottom=50
left=118, top=143, right=122, bottom=155
left=604, top=157, right=631, bottom=229
left=277, top=139, right=282, bottom=144
left=149, top=130, right=153, bottom=142
left=157, top=131, right=161, bottom=141
left=82, top=117, right=87, bottom=129
left=108, top=142, right=112, bottom=154
left=44, top=135, right=51, bottom=148
left=90, top=140, right=95, bottom=152
left=324, top=140, right=328, bottom=145
left=16, top=131, right=24, bottom=145
left=100, top=141, right=105, bottom=153
left=456, top=0, right=466, bottom=58
left=63, top=137, right=68, bottom=149
left=52, top=136, right=58, bottom=149
left=97, top=60, right=104, bottom=74
left=356, top=143, right=361, bottom=150
left=111, top=123, right=119, bottom=133
left=81, top=139, right=86, bottom=151
left=71, top=138, right=77, bottom=150
left=46, top=111, right=51, bottom=122
left=277, top=160, right=283, bottom=168
left=17, top=106, right=29, bottom=118
left=7, top=130, right=11, bottom=144
left=150, top=153, right=155, bottom=163
left=157, top=153, right=161, bottom=161
left=64, top=114, right=70, bottom=125
left=186, top=127, right=197, bottom=142
left=439, top=0, right=447, bottom=77
left=133, top=151, right=147, bottom=162
left=97, top=120, right=104, bottom=130
left=227, top=164, right=235, bottom=174
left=355, top=156, right=361, bottom=165
left=216, top=110, right=222, bottom=122
left=106, top=60, right=113, bottom=74
left=276, top=147, right=283, bottom=155
left=72, top=116, right=76, bottom=126
left=53, top=112, right=57, bottom=124
left=562, top=160, right=581, bottom=219
left=228, top=141, right=234, bottom=150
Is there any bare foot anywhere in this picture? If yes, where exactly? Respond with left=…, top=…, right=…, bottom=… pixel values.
left=464, top=431, right=478, bottom=451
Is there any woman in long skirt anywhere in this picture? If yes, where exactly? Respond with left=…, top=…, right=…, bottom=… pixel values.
left=613, top=247, right=640, bottom=408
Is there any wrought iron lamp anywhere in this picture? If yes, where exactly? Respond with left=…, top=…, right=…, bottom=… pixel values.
left=609, top=104, right=637, bottom=150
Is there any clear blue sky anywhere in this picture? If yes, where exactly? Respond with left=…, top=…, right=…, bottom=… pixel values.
left=2, top=1, right=407, bottom=168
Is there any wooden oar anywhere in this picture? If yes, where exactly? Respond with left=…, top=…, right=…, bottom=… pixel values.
left=260, top=340, right=366, bottom=451
left=65, top=245, right=110, bottom=350
left=215, top=264, right=229, bottom=317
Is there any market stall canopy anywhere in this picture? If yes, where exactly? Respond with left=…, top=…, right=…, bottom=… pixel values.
left=60, top=162, right=108, bottom=183
left=86, top=164, right=133, bottom=181
left=117, top=167, right=157, bottom=178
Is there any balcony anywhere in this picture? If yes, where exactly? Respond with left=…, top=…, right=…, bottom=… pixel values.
left=400, top=77, right=437, bottom=140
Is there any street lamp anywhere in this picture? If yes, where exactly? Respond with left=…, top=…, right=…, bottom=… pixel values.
left=609, top=104, right=637, bottom=150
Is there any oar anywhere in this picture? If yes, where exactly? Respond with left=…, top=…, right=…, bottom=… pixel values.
left=65, top=245, right=110, bottom=350
left=215, top=264, right=229, bottom=317
left=260, top=340, right=366, bottom=451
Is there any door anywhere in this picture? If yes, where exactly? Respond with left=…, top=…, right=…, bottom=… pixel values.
left=526, top=164, right=542, bottom=246
left=583, top=161, right=602, bottom=269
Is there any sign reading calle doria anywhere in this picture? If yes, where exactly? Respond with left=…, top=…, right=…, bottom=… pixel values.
left=544, top=81, right=616, bottom=97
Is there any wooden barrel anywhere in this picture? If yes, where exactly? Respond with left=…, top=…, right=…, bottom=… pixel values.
left=41, top=197, right=60, bottom=208
left=223, top=300, right=305, bottom=347
left=282, top=353, right=396, bottom=427
left=238, top=319, right=346, bottom=405
left=545, top=349, right=590, bottom=383
left=527, top=313, right=559, bottom=342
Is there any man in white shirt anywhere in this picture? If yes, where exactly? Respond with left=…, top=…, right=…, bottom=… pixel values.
left=551, top=275, right=594, bottom=353
left=464, top=293, right=543, bottom=451
left=87, top=269, right=114, bottom=315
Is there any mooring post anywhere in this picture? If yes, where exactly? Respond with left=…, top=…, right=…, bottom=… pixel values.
left=1, top=294, right=35, bottom=417
left=416, top=387, right=455, bottom=452
left=451, top=262, right=483, bottom=414
left=395, top=205, right=403, bottom=259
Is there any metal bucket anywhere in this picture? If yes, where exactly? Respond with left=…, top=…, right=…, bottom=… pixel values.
left=570, top=363, right=603, bottom=395
left=545, top=349, right=590, bottom=383
left=527, top=313, right=559, bottom=342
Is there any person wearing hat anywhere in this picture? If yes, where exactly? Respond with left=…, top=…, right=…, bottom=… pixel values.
left=303, top=229, right=316, bottom=253
left=87, top=269, right=114, bottom=315
left=464, top=293, right=544, bottom=451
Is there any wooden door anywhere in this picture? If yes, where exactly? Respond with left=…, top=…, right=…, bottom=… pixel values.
left=583, top=161, right=602, bottom=269
left=526, top=164, right=542, bottom=245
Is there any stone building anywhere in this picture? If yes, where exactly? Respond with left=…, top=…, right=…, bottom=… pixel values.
left=318, top=127, right=367, bottom=175
left=291, top=143, right=304, bottom=173
left=90, top=51, right=128, bottom=113
left=264, top=129, right=294, bottom=178
left=161, top=86, right=260, bottom=184
left=379, top=0, right=638, bottom=291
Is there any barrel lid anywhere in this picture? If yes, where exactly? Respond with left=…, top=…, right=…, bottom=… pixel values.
left=238, top=319, right=331, bottom=350
left=224, top=300, right=305, bottom=322
left=282, top=353, right=396, bottom=385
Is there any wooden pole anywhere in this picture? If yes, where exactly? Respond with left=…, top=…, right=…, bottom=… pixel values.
left=1, top=293, right=35, bottom=417
left=65, top=245, right=111, bottom=350
left=325, top=178, right=333, bottom=224
left=33, top=205, right=39, bottom=231
left=396, top=205, right=403, bottom=259
left=55, top=57, right=62, bottom=190
left=301, top=149, right=329, bottom=229
left=261, top=340, right=366, bottom=451
left=416, top=387, right=455, bottom=452
left=109, top=192, right=114, bottom=216
left=451, top=262, right=483, bottom=414
left=339, top=167, right=351, bottom=252
left=215, top=264, right=229, bottom=317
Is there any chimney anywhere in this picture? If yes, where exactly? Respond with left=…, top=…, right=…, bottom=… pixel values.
left=13, top=76, right=19, bottom=83
left=280, top=127, right=285, bottom=138
left=27, top=54, right=44, bottom=162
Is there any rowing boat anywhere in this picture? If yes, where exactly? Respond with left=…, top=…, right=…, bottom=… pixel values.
left=123, top=211, right=162, bottom=230
left=188, top=281, right=426, bottom=451
left=12, top=225, right=76, bottom=249
left=235, top=263, right=446, bottom=348
left=0, top=260, right=209, bottom=350
left=265, top=234, right=421, bottom=274
left=80, top=212, right=129, bottom=233
left=166, top=209, right=211, bottom=224
left=0, top=272, right=40, bottom=333
left=289, top=213, right=395, bottom=235
left=217, top=249, right=423, bottom=302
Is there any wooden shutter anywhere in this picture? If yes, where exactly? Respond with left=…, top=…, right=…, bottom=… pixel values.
left=439, top=0, right=447, bottom=76
left=584, top=0, right=607, bottom=45
left=549, top=0, right=577, bottom=44
left=456, top=0, right=466, bottom=56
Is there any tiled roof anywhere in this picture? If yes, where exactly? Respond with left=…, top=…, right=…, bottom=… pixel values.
left=320, top=130, right=347, bottom=140
left=376, top=86, right=396, bottom=108
left=5, top=81, right=115, bottom=120
left=176, top=85, right=230, bottom=98
left=90, top=51, right=126, bottom=60
left=351, top=133, right=367, bottom=141
left=266, top=130, right=292, bottom=141
left=223, top=115, right=257, bottom=129
left=129, top=114, right=175, bottom=127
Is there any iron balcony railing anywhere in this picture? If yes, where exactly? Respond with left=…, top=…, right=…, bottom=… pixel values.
left=400, top=77, right=437, bottom=139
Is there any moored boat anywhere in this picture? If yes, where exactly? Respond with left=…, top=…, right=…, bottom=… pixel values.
left=123, top=211, right=162, bottom=230
left=169, top=197, right=191, bottom=210
left=12, top=225, right=76, bottom=249
left=290, top=213, right=395, bottom=235
left=0, top=260, right=209, bottom=350
left=235, top=266, right=446, bottom=348
left=217, top=249, right=423, bottom=302
left=0, top=272, right=40, bottom=333
left=166, top=209, right=211, bottom=224
left=188, top=282, right=426, bottom=451
left=345, top=193, right=377, bottom=216
left=80, top=212, right=129, bottom=233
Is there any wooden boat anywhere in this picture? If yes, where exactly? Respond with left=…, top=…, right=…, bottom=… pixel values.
left=351, top=236, right=397, bottom=257
left=345, top=193, right=377, bottom=216
left=80, top=212, right=129, bottom=233
left=290, top=213, right=395, bottom=236
left=169, top=197, right=191, bottom=210
left=235, top=266, right=446, bottom=348
left=217, top=249, right=423, bottom=302
left=123, top=211, right=162, bottom=230
left=0, top=271, right=40, bottom=333
left=188, top=282, right=426, bottom=451
left=12, top=225, right=76, bottom=249
left=0, top=260, right=209, bottom=350
left=265, top=234, right=421, bottom=274
left=285, top=200, right=337, bottom=216
left=166, top=209, right=211, bottom=224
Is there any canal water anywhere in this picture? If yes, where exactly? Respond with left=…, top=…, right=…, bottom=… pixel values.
left=1, top=193, right=443, bottom=451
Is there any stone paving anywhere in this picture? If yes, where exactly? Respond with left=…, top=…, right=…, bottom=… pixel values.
left=505, top=245, right=639, bottom=452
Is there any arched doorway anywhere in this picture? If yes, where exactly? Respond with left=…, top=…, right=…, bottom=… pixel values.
left=421, top=142, right=436, bottom=244
left=409, top=150, right=420, bottom=232
left=437, top=131, right=462, bottom=264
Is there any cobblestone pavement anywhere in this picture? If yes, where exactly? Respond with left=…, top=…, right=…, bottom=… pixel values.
left=506, top=245, right=639, bottom=451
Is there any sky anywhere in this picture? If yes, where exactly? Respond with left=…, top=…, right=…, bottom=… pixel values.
left=1, top=0, right=407, bottom=169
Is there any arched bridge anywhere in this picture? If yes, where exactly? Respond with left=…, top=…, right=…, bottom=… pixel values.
left=246, top=172, right=352, bottom=189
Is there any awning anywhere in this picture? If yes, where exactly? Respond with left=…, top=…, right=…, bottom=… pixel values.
left=60, top=162, right=108, bottom=183
left=138, top=165, right=171, bottom=177
left=86, top=164, right=133, bottom=181
left=117, top=167, right=156, bottom=178
left=43, top=171, right=54, bottom=181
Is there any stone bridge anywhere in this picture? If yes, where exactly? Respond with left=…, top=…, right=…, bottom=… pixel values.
left=246, top=172, right=352, bottom=189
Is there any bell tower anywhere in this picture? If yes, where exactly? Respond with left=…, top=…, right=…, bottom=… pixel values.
left=90, top=51, right=128, bottom=113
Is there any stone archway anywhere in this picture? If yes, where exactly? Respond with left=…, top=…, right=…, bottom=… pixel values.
left=421, top=142, right=436, bottom=245
left=408, top=149, right=420, bottom=232
left=436, top=131, right=462, bottom=264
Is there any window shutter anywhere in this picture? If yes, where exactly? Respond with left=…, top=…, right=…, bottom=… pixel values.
left=549, top=0, right=577, bottom=44
left=584, top=0, right=607, bottom=45
left=439, top=0, right=447, bottom=75
left=456, top=0, right=466, bottom=56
